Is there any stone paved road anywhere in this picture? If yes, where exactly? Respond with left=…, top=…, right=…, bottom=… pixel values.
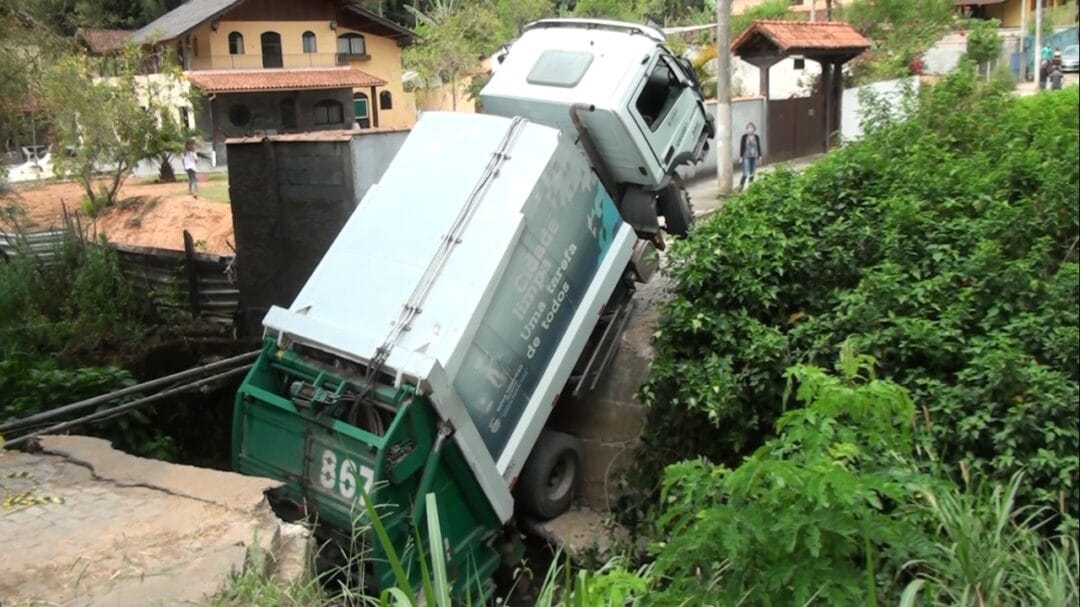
left=0, top=436, right=298, bottom=607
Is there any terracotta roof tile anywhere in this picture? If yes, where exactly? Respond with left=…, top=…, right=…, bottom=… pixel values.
left=731, top=20, right=871, bottom=54
left=186, top=68, right=387, bottom=93
left=77, top=28, right=132, bottom=53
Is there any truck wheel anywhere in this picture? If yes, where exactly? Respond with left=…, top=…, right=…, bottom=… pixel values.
left=659, top=181, right=694, bottom=238
left=517, top=430, right=582, bottom=521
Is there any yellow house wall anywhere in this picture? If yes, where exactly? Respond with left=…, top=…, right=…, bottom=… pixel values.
left=985, top=0, right=1023, bottom=27
left=185, top=20, right=414, bottom=128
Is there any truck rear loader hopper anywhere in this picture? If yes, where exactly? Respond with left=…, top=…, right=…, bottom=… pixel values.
left=232, top=112, right=653, bottom=598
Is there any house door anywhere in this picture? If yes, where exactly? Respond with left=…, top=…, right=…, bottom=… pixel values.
left=261, top=32, right=283, bottom=68
left=354, top=93, right=370, bottom=129
left=766, top=95, right=826, bottom=163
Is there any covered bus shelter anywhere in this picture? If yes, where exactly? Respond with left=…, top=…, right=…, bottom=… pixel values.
left=731, top=20, right=870, bottom=161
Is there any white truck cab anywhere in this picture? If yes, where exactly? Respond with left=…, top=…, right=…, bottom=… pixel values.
left=481, top=18, right=715, bottom=239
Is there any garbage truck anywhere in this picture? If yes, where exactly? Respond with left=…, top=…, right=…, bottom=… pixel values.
left=232, top=18, right=714, bottom=599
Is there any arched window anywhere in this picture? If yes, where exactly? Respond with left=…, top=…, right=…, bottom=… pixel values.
left=302, top=31, right=317, bottom=54
left=337, top=33, right=366, bottom=57
left=261, top=31, right=282, bottom=68
left=379, top=90, right=393, bottom=110
left=313, top=100, right=344, bottom=125
left=228, top=32, right=244, bottom=55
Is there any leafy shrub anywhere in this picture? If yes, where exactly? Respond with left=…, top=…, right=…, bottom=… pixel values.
left=0, top=227, right=171, bottom=456
left=644, top=354, right=1078, bottom=606
left=640, top=73, right=1079, bottom=526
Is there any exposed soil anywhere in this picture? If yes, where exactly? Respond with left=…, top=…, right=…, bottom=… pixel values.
left=1, top=177, right=234, bottom=254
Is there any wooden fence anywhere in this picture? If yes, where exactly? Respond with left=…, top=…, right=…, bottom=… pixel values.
left=0, top=228, right=239, bottom=325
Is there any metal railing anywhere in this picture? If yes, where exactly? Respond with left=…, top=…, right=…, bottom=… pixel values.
left=193, top=52, right=371, bottom=70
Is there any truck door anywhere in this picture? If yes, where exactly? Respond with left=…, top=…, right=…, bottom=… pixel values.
left=629, top=53, right=699, bottom=174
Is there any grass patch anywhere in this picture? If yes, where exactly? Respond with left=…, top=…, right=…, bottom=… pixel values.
left=195, top=182, right=230, bottom=204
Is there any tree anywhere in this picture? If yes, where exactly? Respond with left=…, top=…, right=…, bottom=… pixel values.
left=965, top=18, right=1002, bottom=80
left=403, top=0, right=501, bottom=111
left=143, top=108, right=189, bottom=183
left=41, top=43, right=190, bottom=213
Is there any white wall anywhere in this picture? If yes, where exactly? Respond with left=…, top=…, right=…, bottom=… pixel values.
left=677, top=97, right=767, bottom=182
left=840, top=76, right=919, bottom=143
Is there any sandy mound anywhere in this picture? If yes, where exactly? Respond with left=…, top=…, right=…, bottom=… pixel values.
left=1, top=177, right=234, bottom=255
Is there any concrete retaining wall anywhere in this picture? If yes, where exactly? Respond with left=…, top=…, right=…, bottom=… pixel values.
left=227, top=129, right=408, bottom=334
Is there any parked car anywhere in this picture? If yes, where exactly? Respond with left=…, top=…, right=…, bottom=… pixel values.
left=1060, top=45, right=1079, bottom=73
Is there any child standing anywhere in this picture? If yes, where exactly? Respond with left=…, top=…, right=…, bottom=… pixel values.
left=182, top=138, right=199, bottom=199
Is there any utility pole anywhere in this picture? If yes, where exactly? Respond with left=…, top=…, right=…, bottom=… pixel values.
left=1019, top=0, right=1028, bottom=83
left=1035, top=0, right=1043, bottom=90
left=810, top=0, right=817, bottom=22
left=716, top=0, right=733, bottom=195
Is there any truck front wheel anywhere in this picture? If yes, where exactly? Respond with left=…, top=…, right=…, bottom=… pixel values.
left=517, top=430, right=582, bottom=520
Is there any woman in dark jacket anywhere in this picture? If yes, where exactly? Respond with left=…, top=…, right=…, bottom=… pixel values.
left=739, top=122, right=763, bottom=191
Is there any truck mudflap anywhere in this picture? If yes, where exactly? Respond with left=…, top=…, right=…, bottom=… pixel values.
left=232, top=341, right=506, bottom=599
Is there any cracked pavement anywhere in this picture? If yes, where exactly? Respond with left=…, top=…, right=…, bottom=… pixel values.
left=0, top=436, right=285, bottom=607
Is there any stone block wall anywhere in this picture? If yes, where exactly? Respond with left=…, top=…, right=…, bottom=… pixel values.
left=548, top=290, right=664, bottom=510
left=227, top=130, right=407, bottom=335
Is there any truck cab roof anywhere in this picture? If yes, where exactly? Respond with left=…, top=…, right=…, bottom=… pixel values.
left=522, top=18, right=667, bottom=44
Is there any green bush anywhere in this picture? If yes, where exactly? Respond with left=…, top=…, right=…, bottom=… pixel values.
left=639, top=73, right=1079, bottom=526
left=0, top=228, right=171, bottom=456
left=644, top=354, right=1078, bottom=606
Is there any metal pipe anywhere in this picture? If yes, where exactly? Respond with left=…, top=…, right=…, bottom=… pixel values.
left=3, top=365, right=252, bottom=448
left=411, top=422, right=452, bottom=526
left=0, top=350, right=258, bottom=434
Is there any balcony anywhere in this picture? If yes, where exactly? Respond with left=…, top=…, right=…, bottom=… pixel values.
left=195, top=53, right=365, bottom=70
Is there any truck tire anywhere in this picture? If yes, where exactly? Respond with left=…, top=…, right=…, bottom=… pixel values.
left=516, top=430, right=582, bottom=521
left=659, top=181, right=694, bottom=238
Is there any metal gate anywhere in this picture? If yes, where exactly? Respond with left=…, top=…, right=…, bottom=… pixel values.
left=766, top=95, right=826, bottom=164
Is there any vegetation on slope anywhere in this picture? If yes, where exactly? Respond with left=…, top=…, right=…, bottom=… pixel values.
left=639, top=70, right=1079, bottom=537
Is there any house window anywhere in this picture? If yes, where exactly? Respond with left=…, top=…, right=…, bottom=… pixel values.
left=228, top=103, right=252, bottom=127
left=192, top=36, right=199, bottom=57
left=302, top=31, right=317, bottom=53
left=337, top=33, right=366, bottom=56
left=314, top=100, right=344, bottom=125
left=379, top=90, right=393, bottom=110
left=353, top=93, right=369, bottom=121
left=280, top=98, right=297, bottom=130
left=228, top=32, right=244, bottom=55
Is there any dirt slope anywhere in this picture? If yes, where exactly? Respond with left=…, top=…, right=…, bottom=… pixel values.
left=1, top=178, right=234, bottom=255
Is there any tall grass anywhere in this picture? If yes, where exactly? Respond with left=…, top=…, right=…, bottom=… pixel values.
left=900, top=472, right=1079, bottom=607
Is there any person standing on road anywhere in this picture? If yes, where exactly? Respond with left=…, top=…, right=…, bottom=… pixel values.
left=738, top=122, right=763, bottom=192
left=1049, top=64, right=1065, bottom=90
left=182, top=138, right=199, bottom=199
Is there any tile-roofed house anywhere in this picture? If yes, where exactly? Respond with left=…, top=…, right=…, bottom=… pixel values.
left=731, top=20, right=871, bottom=163
left=76, top=28, right=131, bottom=54
left=114, top=0, right=418, bottom=164
left=186, top=67, right=386, bottom=93
left=731, top=20, right=871, bottom=56
left=130, top=0, right=245, bottom=45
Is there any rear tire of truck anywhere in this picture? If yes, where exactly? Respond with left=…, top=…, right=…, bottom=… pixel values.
left=517, top=430, right=582, bottom=521
left=658, top=180, right=694, bottom=238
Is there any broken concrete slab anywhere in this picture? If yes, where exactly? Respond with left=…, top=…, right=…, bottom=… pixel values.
left=521, top=508, right=628, bottom=562
left=0, top=435, right=312, bottom=607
